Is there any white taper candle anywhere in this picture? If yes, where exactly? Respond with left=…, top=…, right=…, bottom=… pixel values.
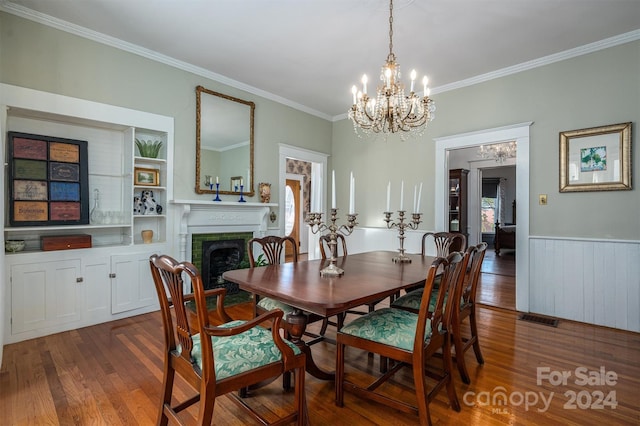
left=386, top=181, right=391, bottom=212
left=349, top=173, right=355, bottom=214
left=332, top=170, right=336, bottom=209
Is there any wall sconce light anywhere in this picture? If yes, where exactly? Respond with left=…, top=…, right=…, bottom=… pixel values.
left=269, top=210, right=277, bottom=223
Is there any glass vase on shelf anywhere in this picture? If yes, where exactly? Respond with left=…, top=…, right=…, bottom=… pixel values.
left=90, top=188, right=104, bottom=224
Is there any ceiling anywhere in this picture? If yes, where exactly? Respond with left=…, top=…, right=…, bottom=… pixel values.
left=3, top=0, right=640, bottom=121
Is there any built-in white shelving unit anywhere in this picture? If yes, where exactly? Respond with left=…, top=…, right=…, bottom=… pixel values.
left=1, top=83, right=174, bottom=343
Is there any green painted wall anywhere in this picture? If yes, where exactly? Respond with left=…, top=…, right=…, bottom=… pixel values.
left=2, top=12, right=639, bottom=239
left=332, top=40, right=640, bottom=239
left=0, top=12, right=332, bottom=204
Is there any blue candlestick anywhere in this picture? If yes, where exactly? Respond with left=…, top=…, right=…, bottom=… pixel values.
left=239, top=185, right=246, bottom=202
left=209, top=183, right=222, bottom=201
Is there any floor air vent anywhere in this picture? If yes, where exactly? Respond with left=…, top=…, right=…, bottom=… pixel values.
left=519, top=313, right=559, bottom=327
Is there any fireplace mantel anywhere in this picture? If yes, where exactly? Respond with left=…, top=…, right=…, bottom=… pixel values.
left=171, top=199, right=278, bottom=259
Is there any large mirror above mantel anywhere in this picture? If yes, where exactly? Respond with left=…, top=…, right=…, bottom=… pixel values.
left=195, top=85, right=255, bottom=196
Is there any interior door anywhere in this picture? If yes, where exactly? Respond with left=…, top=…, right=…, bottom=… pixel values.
left=284, top=179, right=301, bottom=258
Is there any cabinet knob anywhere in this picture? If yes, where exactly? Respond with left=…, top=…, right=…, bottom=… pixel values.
left=76, top=277, right=83, bottom=283
left=109, top=273, right=116, bottom=278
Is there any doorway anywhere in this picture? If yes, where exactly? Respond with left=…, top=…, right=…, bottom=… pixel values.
left=448, top=148, right=517, bottom=310
left=278, top=145, right=329, bottom=261
left=434, top=122, right=531, bottom=313
left=284, top=178, right=302, bottom=258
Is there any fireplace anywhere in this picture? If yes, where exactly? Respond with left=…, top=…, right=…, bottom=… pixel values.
left=201, top=239, right=245, bottom=293
left=171, top=200, right=273, bottom=292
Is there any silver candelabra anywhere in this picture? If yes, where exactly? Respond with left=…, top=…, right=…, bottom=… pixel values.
left=307, top=208, right=358, bottom=276
left=384, top=210, right=422, bottom=263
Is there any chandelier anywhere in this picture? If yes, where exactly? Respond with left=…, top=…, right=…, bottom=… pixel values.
left=348, top=0, right=435, bottom=139
left=478, top=142, right=517, bottom=163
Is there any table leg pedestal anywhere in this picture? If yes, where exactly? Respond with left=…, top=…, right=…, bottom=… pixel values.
left=286, top=309, right=335, bottom=381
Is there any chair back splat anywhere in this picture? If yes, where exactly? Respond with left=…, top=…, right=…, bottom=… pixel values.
left=422, top=231, right=466, bottom=256
left=319, top=233, right=347, bottom=259
left=248, top=235, right=297, bottom=267
left=149, top=253, right=307, bottom=425
left=336, top=251, right=468, bottom=426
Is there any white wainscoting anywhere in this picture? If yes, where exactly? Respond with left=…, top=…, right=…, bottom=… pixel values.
left=530, top=237, right=640, bottom=332
left=340, top=227, right=640, bottom=332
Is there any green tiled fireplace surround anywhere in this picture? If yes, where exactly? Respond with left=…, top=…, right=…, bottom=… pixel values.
left=192, top=232, right=253, bottom=272
left=191, top=232, right=253, bottom=293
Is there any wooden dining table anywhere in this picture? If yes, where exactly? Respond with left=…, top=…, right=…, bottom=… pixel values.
left=223, top=250, right=435, bottom=380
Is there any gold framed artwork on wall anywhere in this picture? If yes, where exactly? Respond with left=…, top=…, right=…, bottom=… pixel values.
left=559, top=122, right=632, bottom=192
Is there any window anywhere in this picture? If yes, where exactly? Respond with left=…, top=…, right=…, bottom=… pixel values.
left=481, top=178, right=500, bottom=233
left=481, top=197, right=497, bottom=233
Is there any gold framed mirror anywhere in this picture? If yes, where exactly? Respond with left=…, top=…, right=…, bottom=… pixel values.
left=196, top=85, right=255, bottom=196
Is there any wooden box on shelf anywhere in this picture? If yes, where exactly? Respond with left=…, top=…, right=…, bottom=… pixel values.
left=41, top=234, right=92, bottom=251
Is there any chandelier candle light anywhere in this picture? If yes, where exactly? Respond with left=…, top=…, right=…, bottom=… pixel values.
left=349, top=0, right=435, bottom=138
left=384, top=180, right=422, bottom=263
left=307, top=170, right=358, bottom=277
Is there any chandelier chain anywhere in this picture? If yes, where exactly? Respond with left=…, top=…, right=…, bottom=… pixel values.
left=388, top=0, right=395, bottom=62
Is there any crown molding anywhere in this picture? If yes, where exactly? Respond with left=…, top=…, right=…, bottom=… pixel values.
left=0, top=1, right=333, bottom=122
left=429, top=30, right=640, bottom=96
left=2, top=1, right=638, bottom=124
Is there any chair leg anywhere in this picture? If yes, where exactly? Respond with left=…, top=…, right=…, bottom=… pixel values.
left=335, top=341, right=345, bottom=407
left=197, top=383, right=216, bottom=425
left=379, top=355, right=388, bottom=373
left=453, top=329, right=471, bottom=385
left=319, top=318, right=329, bottom=335
left=413, top=352, right=433, bottom=426
left=469, top=309, right=484, bottom=364
left=337, top=312, right=346, bottom=330
left=294, top=367, right=307, bottom=426
left=443, top=336, right=461, bottom=412
left=158, top=364, right=175, bottom=426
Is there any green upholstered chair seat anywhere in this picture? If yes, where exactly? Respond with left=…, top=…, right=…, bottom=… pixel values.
left=181, top=320, right=301, bottom=381
left=339, top=308, right=434, bottom=351
left=391, top=288, right=446, bottom=312
left=257, top=297, right=296, bottom=314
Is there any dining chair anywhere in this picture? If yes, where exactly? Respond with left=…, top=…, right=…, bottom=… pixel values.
left=149, top=254, right=307, bottom=426
left=248, top=235, right=298, bottom=320
left=335, top=252, right=466, bottom=426
left=451, top=242, right=488, bottom=384
left=318, top=233, right=383, bottom=333
left=391, top=231, right=467, bottom=309
left=248, top=236, right=326, bottom=345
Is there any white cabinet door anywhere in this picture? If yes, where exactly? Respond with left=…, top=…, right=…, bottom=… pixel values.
left=111, top=251, right=157, bottom=314
left=82, top=255, right=112, bottom=323
left=11, top=260, right=82, bottom=334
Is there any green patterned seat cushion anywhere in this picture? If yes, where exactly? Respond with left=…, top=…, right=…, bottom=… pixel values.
left=257, top=297, right=296, bottom=314
left=183, top=320, right=301, bottom=381
left=391, top=288, right=446, bottom=312
left=339, top=308, right=434, bottom=351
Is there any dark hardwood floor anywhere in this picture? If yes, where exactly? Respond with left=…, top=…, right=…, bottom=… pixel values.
left=2, top=284, right=639, bottom=425
left=477, top=248, right=516, bottom=311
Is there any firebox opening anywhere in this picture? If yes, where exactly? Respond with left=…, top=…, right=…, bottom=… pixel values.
left=201, top=238, right=247, bottom=294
